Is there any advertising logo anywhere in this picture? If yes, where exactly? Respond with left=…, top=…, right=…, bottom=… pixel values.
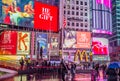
left=39, top=8, right=53, bottom=21
left=76, top=32, right=91, bottom=49
left=34, top=2, right=58, bottom=32
left=17, top=32, right=30, bottom=55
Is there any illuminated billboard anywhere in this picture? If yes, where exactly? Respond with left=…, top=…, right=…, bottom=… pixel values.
left=17, top=32, right=30, bottom=55
left=91, top=0, right=112, bottom=34
left=36, top=33, right=48, bottom=56
left=0, top=31, right=17, bottom=55
left=34, top=2, right=58, bottom=32
left=96, top=0, right=112, bottom=9
left=63, top=30, right=76, bottom=48
left=76, top=32, right=91, bottom=49
left=92, top=37, right=109, bottom=55
left=48, top=34, right=59, bottom=50
left=2, top=0, right=34, bottom=27
left=63, top=30, right=91, bottom=49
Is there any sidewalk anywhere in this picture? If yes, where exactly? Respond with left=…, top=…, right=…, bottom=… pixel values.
left=0, top=67, right=18, bottom=80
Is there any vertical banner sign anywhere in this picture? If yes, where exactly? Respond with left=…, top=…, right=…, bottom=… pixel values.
left=17, top=32, right=30, bottom=55
left=0, top=31, right=17, bottom=55
left=36, top=33, right=47, bottom=56
left=30, top=32, right=35, bottom=58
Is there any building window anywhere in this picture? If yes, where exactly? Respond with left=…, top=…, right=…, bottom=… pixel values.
left=67, top=22, right=70, bottom=26
left=85, top=24, right=88, bottom=27
left=72, top=11, right=74, bottom=15
left=76, top=6, right=79, bottom=10
left=67, top=11, right=70, bottom=15
left=80, top=6, right=83, bottom=10
left=64, top=11, right=66, bottom=14
left=76, top=1, right=79, bottom=4
left=80, top=12, right=83, bottom=16
left=80, top=1, right=83, bottom=5
left=81, top=23, right=83, bottom=27
left=85, top=2, right=87, bottom=5
left=85, top=19, right=87, bottom=22
left=76, top=12, right=79, bottom=15
left=85, top=13, right=87, bottom=16
left=72, top=6, right=74, bottom=10
left=85, top=8, right=87, bottom=11
left=72, top=23, right=74, bottom=26
left=76, top=23, right=79, bottom=26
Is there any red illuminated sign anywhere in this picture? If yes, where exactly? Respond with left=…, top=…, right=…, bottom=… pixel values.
left=34, top=2, right=58, bottom=32
left=92, top=38, right=108, bottom=55
left=0, top=31, right=17, bottom=55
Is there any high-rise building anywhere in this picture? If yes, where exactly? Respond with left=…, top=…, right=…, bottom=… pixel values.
left=90, top=0, right=112, bottom=62
left=60, top=0, right=91, bottom=62
left=109, top=0, right=120, bottom=61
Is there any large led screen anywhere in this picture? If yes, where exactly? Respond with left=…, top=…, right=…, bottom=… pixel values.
left=63, top=30, right=91, bottom=49
left=2, top=0, right=34, bottom=27
left=17, top=32, right=30, bottom=55
left=36, top=33, right=48, bottom=56
left=92, top=38, right=109, bottom=55
left=0, top=31, right=17, bottom=55
left=34, top=2, right=58, bottom=32
left=96, top=0, right=112, bottom=9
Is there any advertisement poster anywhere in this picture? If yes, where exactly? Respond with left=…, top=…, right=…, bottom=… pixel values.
left=17, top=32, right=30, bottom=55
left=92, top=37, right=109, bottom=55
left=63, top=30, right=76, bottom=48
left=36, top=33, right=47, bottom=56
left=34, top=2, right=58, bottom=32
left=2, top=0, right=34, bottom=27
left=0, top=31, right=17, bottom=55
left=48, top=34, right=59, bottom=50
left=63, top=30, right=91, bottom=49
left=76, top=32, right=91, bottom=49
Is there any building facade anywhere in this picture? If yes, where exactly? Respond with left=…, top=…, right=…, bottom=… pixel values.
left=60, top=0, right=91, bottom=63
left=90, top=0, right=112, bottom=62
left=109, top=0, right=120, bottom=61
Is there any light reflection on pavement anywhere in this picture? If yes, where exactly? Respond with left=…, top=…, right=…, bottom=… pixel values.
left=74, top=73, right=91, bottom=81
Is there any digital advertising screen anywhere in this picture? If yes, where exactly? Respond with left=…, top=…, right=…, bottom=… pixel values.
left=76, top=32, right=91, bottom=49
left=92, top=37, right=109, bottom=55
left=2, top=0, right=34, bottom=27
left=96, top=0, right=112, bottom=9
left=0, top=31, right=17, bottom=55
left=63, top=30, right=76, bottom=48
left=36, top=33, right=48, bottom=56
left=63, top=30, right=91, bottom=49
left=48, top=34, right=59, bottom=50
left=17, top=31, right=30, bottom=55
left=34, top=2, right=58, bottom=32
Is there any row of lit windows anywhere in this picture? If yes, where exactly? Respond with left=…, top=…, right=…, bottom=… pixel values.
left=64, top=5, right=88, bottom=11
left=64, top=10, right=88, bottom=16
left=67, top=22, right=88, bottom=28
left=66, top=0, right=88, bottom=6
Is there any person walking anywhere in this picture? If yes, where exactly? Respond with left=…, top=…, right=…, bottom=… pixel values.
left=70, top=63, right=76, bottom=81
left=60, top=59, right=68, bottom=81
left=19, top=57, right=24, bottom=70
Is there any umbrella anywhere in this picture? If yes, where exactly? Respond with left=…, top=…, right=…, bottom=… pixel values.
left=108, top=62, right=120, bottom=68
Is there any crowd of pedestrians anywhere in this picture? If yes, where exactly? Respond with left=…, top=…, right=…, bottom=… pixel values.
left=19, top=57, right=77, bottom=81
